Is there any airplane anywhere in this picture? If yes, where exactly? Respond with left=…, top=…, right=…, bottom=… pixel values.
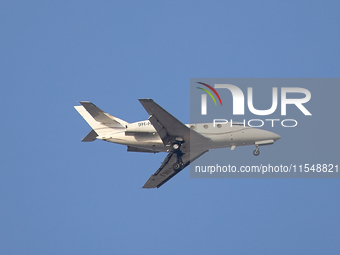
left=74, top=99, right=281, bottom=189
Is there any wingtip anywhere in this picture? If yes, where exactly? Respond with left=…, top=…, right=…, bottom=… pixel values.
left=138, top=98, right=153, bottom=102
left=79, top=101, right=92, bottom=106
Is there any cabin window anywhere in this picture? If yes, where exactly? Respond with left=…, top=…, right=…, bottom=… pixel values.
left=203, top=125, right=208, bottom=129
left=217, top=124, right=222, bottom=128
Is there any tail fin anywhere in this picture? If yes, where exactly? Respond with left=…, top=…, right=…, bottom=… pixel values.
left=74, top=102, right=129, bottom=141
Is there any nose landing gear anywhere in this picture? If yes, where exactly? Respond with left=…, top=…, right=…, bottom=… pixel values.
left=253, top=145, right=260, bottom=156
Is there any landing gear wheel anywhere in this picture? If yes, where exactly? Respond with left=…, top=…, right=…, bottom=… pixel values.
left=253, top=149, right=260, bottom=156
left=173, top=162, right=181, bottom=170
left=172, top=143, right=180, bottom=150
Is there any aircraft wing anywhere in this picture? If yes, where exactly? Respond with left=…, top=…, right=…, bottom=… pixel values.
left=138, top=99, right=208, bottom=148
left=142, top=149, right=208, bottom=188
left=139, top=99, right=210, bottom=188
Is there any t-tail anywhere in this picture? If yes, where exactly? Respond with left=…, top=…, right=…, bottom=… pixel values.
left=74, top=101, right=129, bottom=142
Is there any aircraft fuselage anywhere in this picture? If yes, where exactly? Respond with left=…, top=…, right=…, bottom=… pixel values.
left=75, top=100, right=281, bottom=188
left=100, top=120, right=281, bottom=153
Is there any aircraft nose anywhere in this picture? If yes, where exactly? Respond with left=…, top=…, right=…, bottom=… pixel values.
left=270, top=131, right=281, bottom=141
left=250, top=129, right=281, bottom=142
left=259, top=130, right=281, bottom=142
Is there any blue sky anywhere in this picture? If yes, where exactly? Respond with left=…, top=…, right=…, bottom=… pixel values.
left=1, top=1, right=339, bottom=254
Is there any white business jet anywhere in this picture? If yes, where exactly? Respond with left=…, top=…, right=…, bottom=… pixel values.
left=75, top=99, right=280, bottom=188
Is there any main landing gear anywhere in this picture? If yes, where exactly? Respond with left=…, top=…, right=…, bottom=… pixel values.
left=172, top=143, right=180, bottom=150
left=173, top=162, right=182, bottom=170
left=253, top=145, right=260, bottom=156
left=171, top=140, right=184, bottom=171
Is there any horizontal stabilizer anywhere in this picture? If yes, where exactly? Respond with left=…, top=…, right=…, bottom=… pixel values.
left=79, top=101, right=124, bottom=128
left=82, top=129, right=98, bottom=142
